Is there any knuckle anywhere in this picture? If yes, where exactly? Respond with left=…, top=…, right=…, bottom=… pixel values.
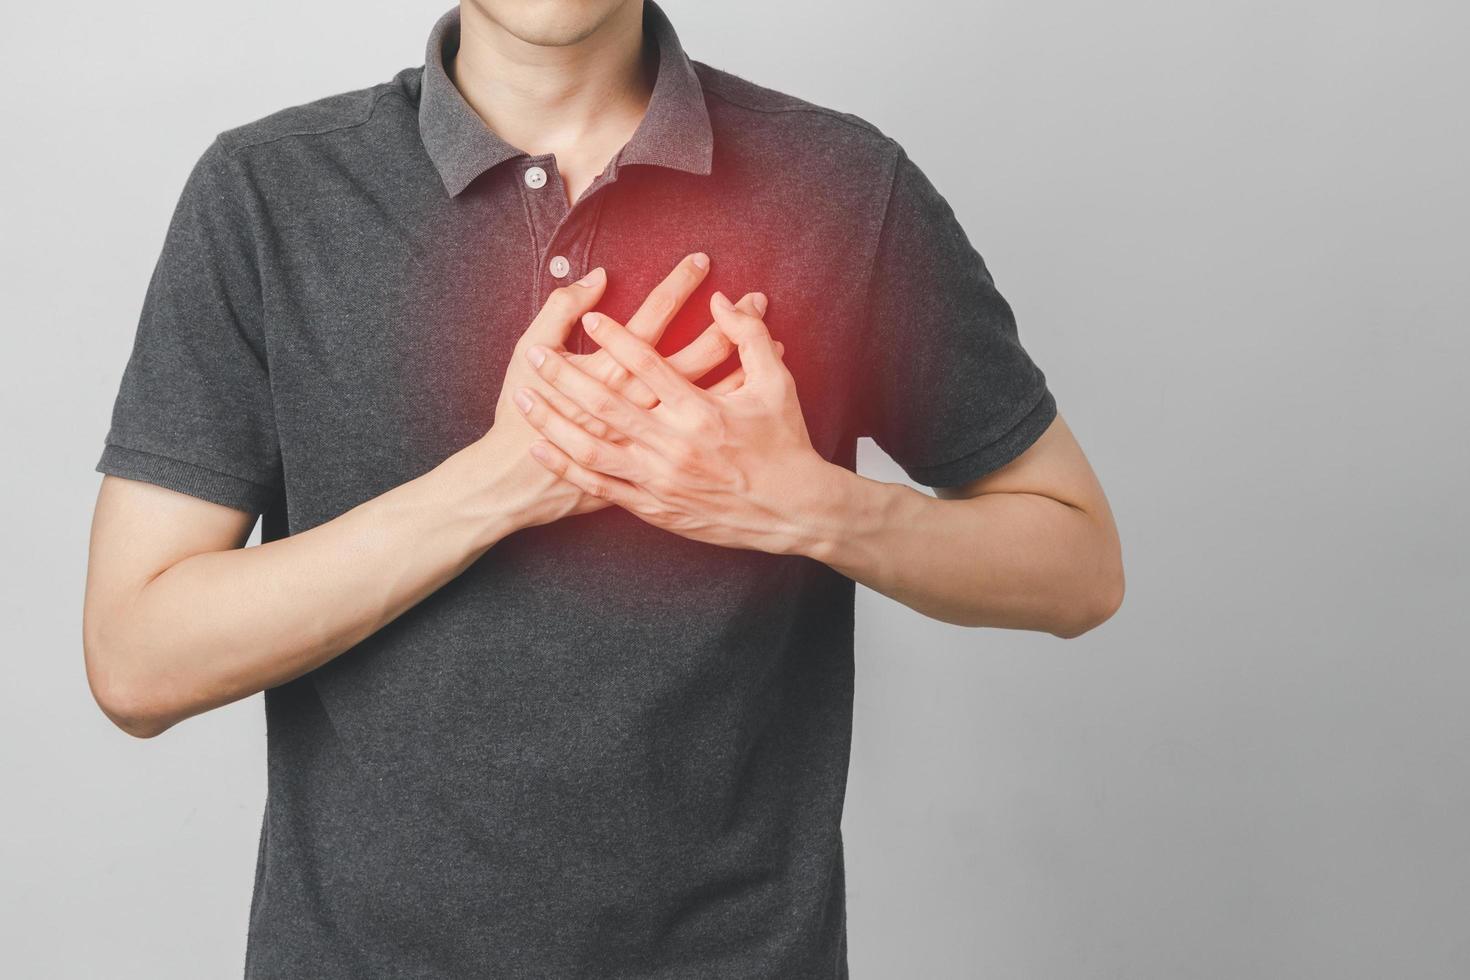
left=690, top=406, right=723, bottom=439
left=575, top=443, right=601, bottom=468
left=602, top=363, right=631, bottom=390
left=630, top=346, right=661, bottom=376
left=591, top=394, right=622, bottom=419
left=700, top=332, right=732, bottom=364
left=625, top=383, right=657, bottom=409
left=576, top=414, right=609, bottom=438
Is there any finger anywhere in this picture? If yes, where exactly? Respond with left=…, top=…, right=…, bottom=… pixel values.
left=525, top=344, right=678, bottom=454
left=592, top=291, right=761, bottom=407
left=528, top=440, right=658, bottom=514
left=611, top=375, right=660, bottom=411
left=709, top=290, right=784, bottom=384
left=522, top=267, right=607, bottom=349
left=533, top=380, right=615, bottom=440
left=513, top=387, right=647, bottom=482
left=665, top=292, right=763, bottom=380
left=625, top=252, right=711, bottom=344
left=704, top=340, right=784, bottom=395
left=591, top=290, right=766, bottom=408
left=704, top=368, right=744, bottom=396
left=582, top=311, right=699, bottom=406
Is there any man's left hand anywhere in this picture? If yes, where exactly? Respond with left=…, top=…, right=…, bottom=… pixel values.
left=513, top=289, right=842, bottom=556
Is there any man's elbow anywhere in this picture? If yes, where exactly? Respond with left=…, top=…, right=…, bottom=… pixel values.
left=1051, top=559, right=1126, bottom=640
left=83, top=625, right=175, bottom=739
left=87, top=668, right=174, bottom=739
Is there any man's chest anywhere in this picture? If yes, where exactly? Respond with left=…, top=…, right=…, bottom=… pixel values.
left=256, top=169, right=868, bottom=531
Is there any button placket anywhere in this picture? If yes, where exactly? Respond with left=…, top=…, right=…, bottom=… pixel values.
left=520, top=154, right=615, bottom=352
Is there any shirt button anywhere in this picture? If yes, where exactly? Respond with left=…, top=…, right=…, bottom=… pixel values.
left=524, top=166, right=548, bottom=189
left=548, top=255, right=571, bottom=279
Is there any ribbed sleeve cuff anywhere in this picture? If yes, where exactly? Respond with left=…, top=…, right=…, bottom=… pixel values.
left=96, top=443, right=278, bottom=514
left=902, top=384, right=1059, bottom=489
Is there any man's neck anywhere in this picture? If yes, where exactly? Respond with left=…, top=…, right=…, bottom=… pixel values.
left=451, top=1, right=655, bottom=168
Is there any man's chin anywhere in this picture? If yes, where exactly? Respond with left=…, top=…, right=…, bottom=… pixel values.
left=466, top=0, right=633, bottom=49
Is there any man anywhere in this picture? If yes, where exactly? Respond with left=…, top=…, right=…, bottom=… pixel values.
left=84, top=0, right=1123, bottom=975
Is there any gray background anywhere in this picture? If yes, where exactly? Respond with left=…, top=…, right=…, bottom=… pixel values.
left=2, top=0, right=1466, bottom=976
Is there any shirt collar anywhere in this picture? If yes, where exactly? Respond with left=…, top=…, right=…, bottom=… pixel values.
left=418, top=1, right=714, bottom=197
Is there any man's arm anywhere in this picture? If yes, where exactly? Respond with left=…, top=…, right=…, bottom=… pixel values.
left=513, top=292, right=1124, bottom=638
left=84, top=443, right=531, bottom=740
left=84, top=257, right=762, bottom=738
left=798, top=413, right=1123, bottom=636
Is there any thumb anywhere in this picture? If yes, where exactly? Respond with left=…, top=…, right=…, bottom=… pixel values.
left=523, top=266, right=607, bottom=349
left=710, top=290, right=783, bottom=384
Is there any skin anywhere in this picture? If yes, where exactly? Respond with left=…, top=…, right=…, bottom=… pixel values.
left=517, top=291, right=1124, bottom=633
left=85, top=256, right=770, bottom=738
left=454, top=0, right=654, bottom=205
left=84, top=0, right=1124, bottom=739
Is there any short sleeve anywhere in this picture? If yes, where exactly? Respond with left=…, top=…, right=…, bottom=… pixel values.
left=858, top=145, right=1057, bottom=488
left=95, top=137, right=282, bottom=513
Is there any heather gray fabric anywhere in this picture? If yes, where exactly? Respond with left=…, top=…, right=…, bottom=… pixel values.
left=95, top=3, right=1056, bottom=976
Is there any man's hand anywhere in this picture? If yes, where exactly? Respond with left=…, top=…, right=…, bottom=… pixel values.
left=81, top=256, right=776, bottom=737
left=511, top=288, right=1123, bottom=637
left=472, top=254, right=771, bottom=529
left=512, top=289, right=829, bottom=555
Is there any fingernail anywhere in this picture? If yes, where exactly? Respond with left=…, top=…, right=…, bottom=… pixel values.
left=514, top=388, right=532, bottom=412
left=712, top=290, right=734, bottom=311
left=576, top=267, right=605, bottom=287
left=526, top=345, right=547, bottom=368
left=752, top=292, right=768, bottom=316
left=690, top=252, right=709, bottom=270
left=582, top=312, right=599, bottom=333
left=529, top=443, right=550, bottom=463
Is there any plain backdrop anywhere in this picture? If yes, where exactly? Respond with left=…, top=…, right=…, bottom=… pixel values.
left=3, top=1, right=1467, bottom=977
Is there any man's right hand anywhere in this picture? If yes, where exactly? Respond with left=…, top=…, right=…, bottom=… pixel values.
left=82, top=251, right=772, bottom=737
left=471, top=252, right=774, bottom=530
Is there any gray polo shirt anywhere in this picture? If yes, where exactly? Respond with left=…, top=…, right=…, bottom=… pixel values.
left=97, top=3, right=1057, bottom=976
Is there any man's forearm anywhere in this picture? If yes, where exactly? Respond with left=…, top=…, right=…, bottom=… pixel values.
left=90, top=442, right=535, bottom=737
left=795, top=463, right=1123, bottom=637
left=512, top=298, right=1121, bottom=636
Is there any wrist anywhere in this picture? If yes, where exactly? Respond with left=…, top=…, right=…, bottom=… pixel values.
left=435, top=437, right=541, bottom=551
left=782, top=457, right=885, bottom=565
